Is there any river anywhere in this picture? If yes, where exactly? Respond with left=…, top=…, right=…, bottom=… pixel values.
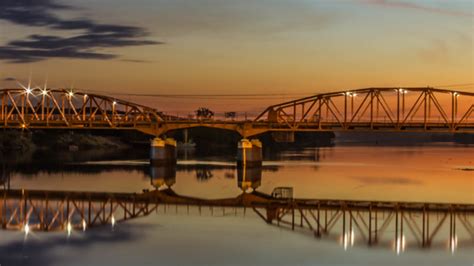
left=0, top=143, right=473, bottom=265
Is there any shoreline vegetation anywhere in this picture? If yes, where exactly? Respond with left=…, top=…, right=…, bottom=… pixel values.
left=0, top=129, right=473, bottom=157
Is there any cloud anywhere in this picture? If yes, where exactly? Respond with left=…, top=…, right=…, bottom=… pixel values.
left=0, top=223, right=155, bottom=266
left=121, top=59, right=153, bottom=63
left=2, top=77, right=16, bottom=81
left=0, top=0, right=161, bottom=63
left=0, top=0, right=69, bottom=28
left=362, top=0, right=473, bottom=17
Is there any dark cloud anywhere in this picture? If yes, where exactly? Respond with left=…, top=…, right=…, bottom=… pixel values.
left=121, top=59, right=153, bottom=63
left=0, top=0, right=160, bottom=63
left=0, top=46, right=116, bottom=63
left=0, top=0, right=69, bottom=27
left=0, top=223, right=155, bottom=266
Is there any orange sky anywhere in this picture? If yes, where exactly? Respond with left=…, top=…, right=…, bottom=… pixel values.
left=0, top=0, right=472, bottom=113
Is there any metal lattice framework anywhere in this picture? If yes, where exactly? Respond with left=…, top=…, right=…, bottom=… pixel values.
left=0, top=190, right=156, bottom=232
left=255, top=87, right=474, bottom=133
left=1, top=87, right=473, bottom=136
left=255, top=201, right=474, bottom=251
left=1, top=188, right=473, bottom=251
left=0, top=88, right=163, bottom=131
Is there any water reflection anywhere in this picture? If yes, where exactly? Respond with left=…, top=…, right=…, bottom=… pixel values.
left=1, top=144, right=473, bottom=261
left=150, top=164, right=176, bottom=189
left=237, top=166, right=262, bottom=192
left=0, top=163, right=11, bottom=190
left=1, top=186, right=473, bottom=253
left=0, top=222, right=155, bottom=266
left=195, top=166, right=213, bottom=181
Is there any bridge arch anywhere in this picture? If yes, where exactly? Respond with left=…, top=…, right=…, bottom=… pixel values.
left=1, top=87, right=473, bottom=136
left=0, top=88, right=163, bottom=131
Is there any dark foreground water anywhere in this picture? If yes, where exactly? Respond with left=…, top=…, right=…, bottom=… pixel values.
left=0, top=143, right=473, bottom=266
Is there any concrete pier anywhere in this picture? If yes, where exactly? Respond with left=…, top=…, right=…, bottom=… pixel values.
left=150, top=137, right=177, bottom=165
left=237, top=139, right=262, bottom=167
left=149, top=164, right=176, bottom=189
left=237, top=166, right=262, bottom=192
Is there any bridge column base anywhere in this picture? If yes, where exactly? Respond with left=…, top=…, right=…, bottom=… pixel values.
left=150, top=137, right=177, bottom=165
left=237, top=165, right=262, bottom=192
left=150, top=164, right=177, bottom=190
left=237, top=139, right=262, bottom=167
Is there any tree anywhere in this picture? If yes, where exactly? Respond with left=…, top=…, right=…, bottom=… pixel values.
left=224, top=112, right=236, bottom=120
left=195, top=107, right=214, bottom=120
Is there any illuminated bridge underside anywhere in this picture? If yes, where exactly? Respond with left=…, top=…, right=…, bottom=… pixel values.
left=1, top=87, right=473, bottom=136
left=1, top=189, right=473, bottom=250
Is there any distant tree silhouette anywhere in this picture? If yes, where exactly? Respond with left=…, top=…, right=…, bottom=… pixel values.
left=195, top=107, right=214, bottom=120
left=224, top=112, right=236, bottom=120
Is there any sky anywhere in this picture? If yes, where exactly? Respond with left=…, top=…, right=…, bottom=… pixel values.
left=0, top=0, right=472, bottom=113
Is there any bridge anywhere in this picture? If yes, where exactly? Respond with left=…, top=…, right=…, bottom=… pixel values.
left=0, top=87, right=473, bottom=137
left=1, top=188, right=473, bottom=251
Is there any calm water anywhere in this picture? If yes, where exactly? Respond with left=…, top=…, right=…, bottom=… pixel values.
left=1, top=143, right=473, bottom=265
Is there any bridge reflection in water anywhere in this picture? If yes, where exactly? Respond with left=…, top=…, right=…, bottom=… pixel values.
left=1, top=181, right=473, bottom=253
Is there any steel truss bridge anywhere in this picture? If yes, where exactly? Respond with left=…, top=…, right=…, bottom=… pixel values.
left=1, top=189, right=473, bottom=251
left=0, top=87, right=473, bottom=137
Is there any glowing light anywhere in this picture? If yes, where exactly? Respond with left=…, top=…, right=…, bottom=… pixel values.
left=350, top=230, right=355, bottom=246
left=395, top=235, right=406, bottom=255
left=25, top=88, right=32, bottom=95
left=111, top=215, right=116, bottom=228
left=68, top=91, right=74, bottom=97
left=21, top=124, right=26, bottom=129
left=340, top=231, right=354, bottom=251
left=42, top=89, right=48, bottom=96
left=24, top=223, right=30, bottom=236
left=67, top=222, right=72, bottom=237
left=113, top=101, right=117, bottom=106
left=343, top=234, right=348, bottom=250
left=82, top=219, right=87, bottom=231
left=83, top=94, right=88, bottom=99
left=450, top=235, right=458, bottom=254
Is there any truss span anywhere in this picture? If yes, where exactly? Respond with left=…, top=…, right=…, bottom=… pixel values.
left=254, top=87, right=474, bottom=133
left=0, top=88, right=163, bottom=132
left=1, top=87, right=473, bottom=136
left=2, top=189, right=473, bottom=250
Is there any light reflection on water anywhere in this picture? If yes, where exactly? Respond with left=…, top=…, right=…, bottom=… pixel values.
left=3, top=144, right=473, bottom=203
left=0, top=144, right=473, bottom=265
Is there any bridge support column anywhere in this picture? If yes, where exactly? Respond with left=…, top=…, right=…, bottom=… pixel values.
left=150, top=137, right=177, bottom=165
left=237, top=139, right=262, bottom=167
left=149, top=164, right=176, bottom=190
left=237, top=165, right=262, bottom=192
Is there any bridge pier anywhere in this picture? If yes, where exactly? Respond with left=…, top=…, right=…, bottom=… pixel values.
left=149, top=164, right=176, bottom=189
left=150, top=137, right=177, bottom=165
left=237, top=165, right=262, bottom=192
left=237, top=139, right=262, bottom=167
